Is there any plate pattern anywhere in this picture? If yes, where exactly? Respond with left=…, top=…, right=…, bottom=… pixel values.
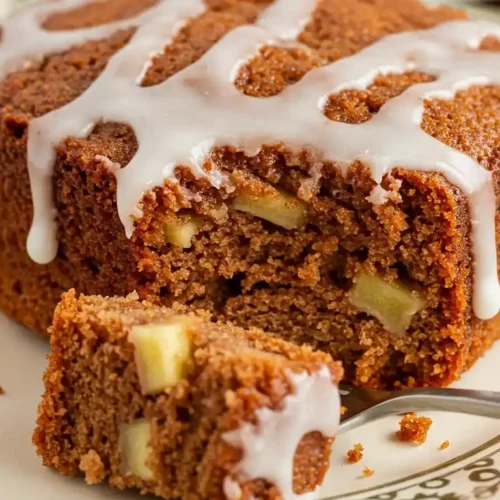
left=2, top=1, right=500, bottom=500
left=367, top=447, right=500, bottom=500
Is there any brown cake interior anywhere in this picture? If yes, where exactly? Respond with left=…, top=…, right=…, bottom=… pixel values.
left=0, top=0, right=500, bottom=389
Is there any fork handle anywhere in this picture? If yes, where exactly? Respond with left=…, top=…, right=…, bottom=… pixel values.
left=383, top=387, right=500, bottom=419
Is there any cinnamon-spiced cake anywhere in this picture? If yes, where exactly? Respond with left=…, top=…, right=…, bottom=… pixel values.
left=1, top=0, right=500, bottom=388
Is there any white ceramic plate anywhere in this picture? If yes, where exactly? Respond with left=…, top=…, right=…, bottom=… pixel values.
left=1, top=310, right=500, bottom=500
left=1, top=1, right=500, bottom=499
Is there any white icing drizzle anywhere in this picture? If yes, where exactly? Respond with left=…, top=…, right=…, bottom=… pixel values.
left=23, top=0, right=207, bottom=263
left=3, top=0, right=499, bottom=319
left=257, top=0, right=318, bottom=39
left=223, top=477, right=243, bottom=500
left=222, top=367, right=340, bottom=500
left=0, top=0, right=176, bottom=79
left=367, top=181, right=402, bottom=205
left=25, top=0, right=317, bottom=264
left=95, top=154, right=121, bottom=175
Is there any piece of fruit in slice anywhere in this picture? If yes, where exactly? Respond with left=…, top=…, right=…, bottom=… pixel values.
left=119, top=419, right=154, bottom=481
left=349, top=273, right=426, bottom=335
left=129, top=318, right=193, bottom=395
left=163, top=216, right=201, bottom=248
left=232, top=174, right=306, bottom=230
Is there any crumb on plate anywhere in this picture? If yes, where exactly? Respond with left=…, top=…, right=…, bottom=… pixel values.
left=347, top=443, right=364, bottom=463
left=341, top=405, right=347, bottom=416
left=362, top=467, right=374, bottom=477
left=396, top=412, right=432, bottom=445
left=440, top=440, right=450, bottom=450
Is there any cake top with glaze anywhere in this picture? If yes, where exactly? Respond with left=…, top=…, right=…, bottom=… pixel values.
left=1, top=0, right=500, bottom=319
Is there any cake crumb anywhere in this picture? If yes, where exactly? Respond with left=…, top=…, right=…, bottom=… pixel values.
left=0, top=385, right=4, bottom=395
left=440, top=440, right=450, bottom=450
left=396, top=412, right=432, bottom=445
left=340, top=405, right=347, bottom=416
left=362, top=467, right=374, bottom=477
left=346, top=443, right=364, bottom=463
left=79, top=450, right=106, bottom=484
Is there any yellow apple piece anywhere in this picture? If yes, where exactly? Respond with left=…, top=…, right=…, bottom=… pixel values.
left=232, top=176, right=306, bottom=230
left=350, top=273, right=426, bottom=335
left=129, top=318, right=193, bottom=395
left=163, top=216, right=201, bottom=248
left=119, top=419, right=154, bottom=481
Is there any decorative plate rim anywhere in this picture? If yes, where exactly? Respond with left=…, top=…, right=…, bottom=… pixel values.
left=329, top=435, right=500, bottom=499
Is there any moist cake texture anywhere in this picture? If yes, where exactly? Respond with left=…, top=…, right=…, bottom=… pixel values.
left=33, top=291, right=343, bottom=500
left=1, top=0, right=500, bottom=389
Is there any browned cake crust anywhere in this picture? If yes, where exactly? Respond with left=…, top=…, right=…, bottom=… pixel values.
left=33, top=290, right=343, bottom=500
left=1, top=0, right=499, bottom=389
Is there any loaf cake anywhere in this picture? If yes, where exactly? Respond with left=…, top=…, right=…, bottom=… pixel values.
left=33, top=290, right=343, bottom=500
left=1, top=0, right=500, bottom=389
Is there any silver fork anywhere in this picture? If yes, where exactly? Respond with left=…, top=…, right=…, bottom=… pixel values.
left=339, top=384, right=500, bottom=434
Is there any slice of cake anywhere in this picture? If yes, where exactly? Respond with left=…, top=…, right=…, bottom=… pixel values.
left=33, top=290, right=343, bottom=500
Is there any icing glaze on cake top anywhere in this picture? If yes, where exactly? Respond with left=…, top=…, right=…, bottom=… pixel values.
left=223, top=366, right=340, bottom=500
left=0, top=0, right=500, bottom=319
left=0, top=0, right=168, bottom=78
